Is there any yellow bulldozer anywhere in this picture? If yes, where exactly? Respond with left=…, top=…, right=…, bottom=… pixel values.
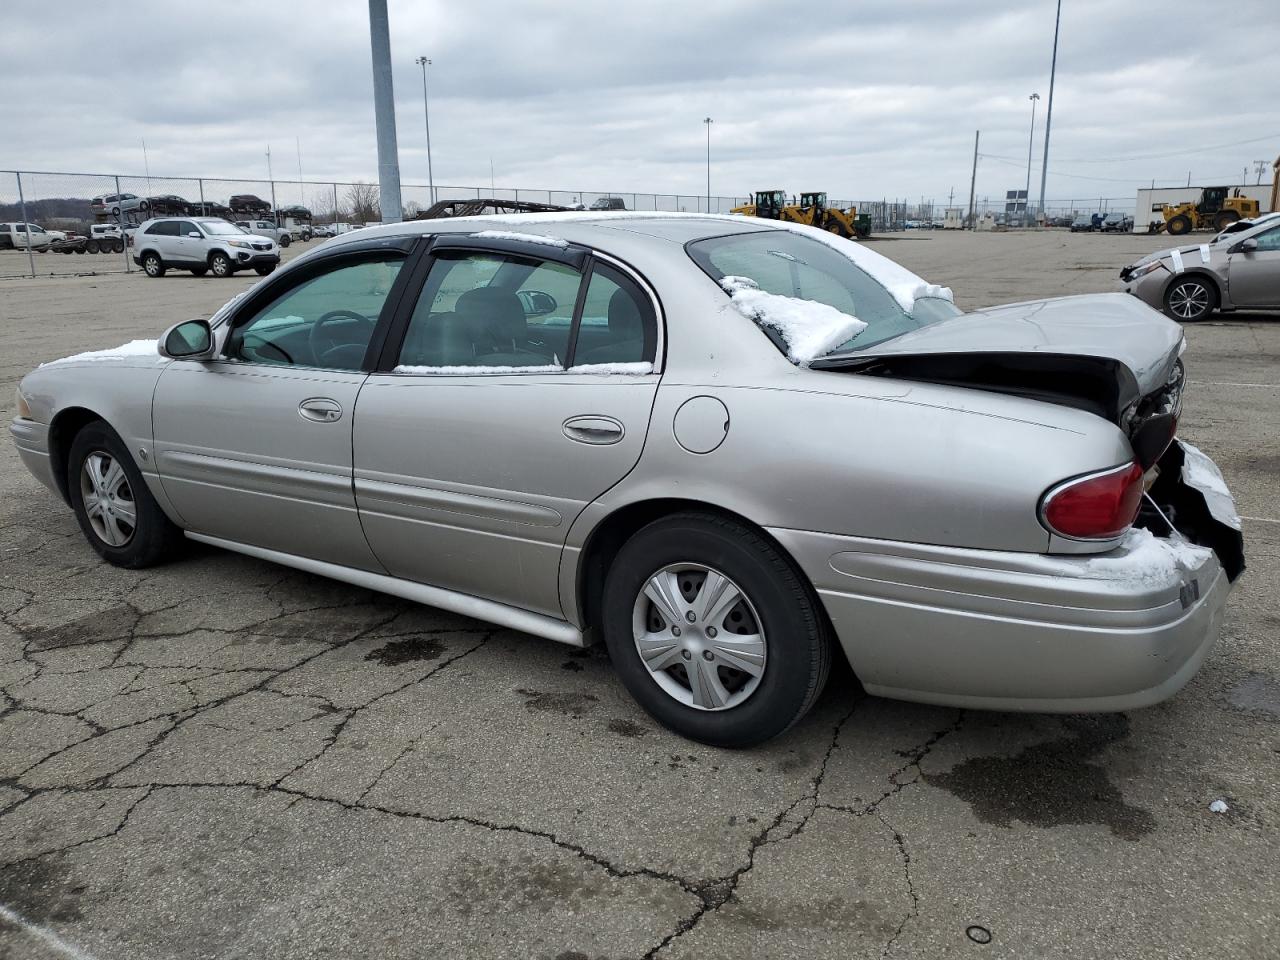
left=731, top=190, right=870, bottom=239
left=1159, top=186, right=1260, bottom=235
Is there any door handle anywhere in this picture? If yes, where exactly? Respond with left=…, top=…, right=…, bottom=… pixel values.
left=563, top=416, right=624, bottom=445
left=299, top=398, right=343, bottom=423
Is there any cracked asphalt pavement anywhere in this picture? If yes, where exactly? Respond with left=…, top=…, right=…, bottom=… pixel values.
left=2, top=231, right=1278, bottom=959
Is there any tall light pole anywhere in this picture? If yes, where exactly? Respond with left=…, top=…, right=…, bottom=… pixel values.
left=367, top=0, right=403, bottom=223
left=704, top=117, right=713, bottom=213
left=1037, top=0, right=1062, bottom=217
left=1024, top=93, right=1040, bottom=225
left=415, top=56, right=436, bottom=205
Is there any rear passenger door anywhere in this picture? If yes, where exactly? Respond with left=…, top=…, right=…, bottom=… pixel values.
left=353, top=236, right=662, bottom=618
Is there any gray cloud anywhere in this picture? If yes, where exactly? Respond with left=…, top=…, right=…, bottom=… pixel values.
left=2, top=0, right=1277, bottom=206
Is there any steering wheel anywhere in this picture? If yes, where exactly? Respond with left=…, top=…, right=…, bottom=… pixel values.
left=310, top=309, right=374, bottom=366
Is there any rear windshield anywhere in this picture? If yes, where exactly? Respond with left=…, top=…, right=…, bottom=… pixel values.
left=687, top=231, right=960, bottom=354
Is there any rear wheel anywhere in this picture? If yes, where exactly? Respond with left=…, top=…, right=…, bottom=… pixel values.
left=68, top=422, right=180, bottom=568
left=86, top=238, right=100, bottom=254
left=141, top=252, right=165, bottom=277
left=210, top=252, right=233, bottom=277
left=1213, top=210, right=1240, bottom=231
left=112, top=239, right=124, bottom=254
left=1164, top=276, right=1216, bottom=321
left=601, top=512, right=831, bottom=748
left=1167, top=214, right=1193, bottom=235
left=278, top=234, right=291, bottom=247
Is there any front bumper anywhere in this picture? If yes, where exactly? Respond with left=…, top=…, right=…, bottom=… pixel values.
left=10, top=417, right=57, bottom=493
left=229, top=248, right=279, bottom=266
left=769, top=446, right=1241, bottom=713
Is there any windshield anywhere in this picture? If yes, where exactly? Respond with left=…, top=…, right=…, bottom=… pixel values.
left=687, top=231, right=961, bottom=354
left=198, top=219, right=246, bottom=236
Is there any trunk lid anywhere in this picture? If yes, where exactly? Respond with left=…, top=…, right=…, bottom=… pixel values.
left=811, top=292, right=1184, bottom=427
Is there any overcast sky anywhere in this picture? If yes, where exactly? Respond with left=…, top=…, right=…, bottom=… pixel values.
left=2, top=0, right=1277, bottom=207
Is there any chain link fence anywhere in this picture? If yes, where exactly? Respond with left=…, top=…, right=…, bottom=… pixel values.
left=0, top=167, right=1152, bottom=279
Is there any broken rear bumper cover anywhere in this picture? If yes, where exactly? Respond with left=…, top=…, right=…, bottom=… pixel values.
left=770, top=445, right=1242, bottom=713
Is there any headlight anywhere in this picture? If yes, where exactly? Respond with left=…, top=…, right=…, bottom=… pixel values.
left=16, top=388, right=32, bottom=419
left=227, top=239, right=251, bottom=249
left=1129, top=260, right=1166, bottom=280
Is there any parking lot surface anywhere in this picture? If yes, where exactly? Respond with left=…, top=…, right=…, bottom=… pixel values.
left=1, top=230, right=1277, bottom=959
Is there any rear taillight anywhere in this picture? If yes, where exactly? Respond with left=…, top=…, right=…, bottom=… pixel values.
left=1040, top=461, right=1145, bottom=540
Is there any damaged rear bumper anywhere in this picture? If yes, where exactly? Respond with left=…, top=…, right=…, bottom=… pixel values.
left=770, top=442, right=1242, bottom=713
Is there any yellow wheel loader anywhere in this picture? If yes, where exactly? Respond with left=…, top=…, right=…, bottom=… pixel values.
left=1161, top=186, right=1260, bottom=235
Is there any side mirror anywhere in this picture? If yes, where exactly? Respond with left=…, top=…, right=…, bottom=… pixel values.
left=187, top=231, right=201, bottom=238
left=1231, top=238, right=1258, bottom=254
left=159, top=319, right=215, bottom=360
left=518, top=290, right=558, bottom=317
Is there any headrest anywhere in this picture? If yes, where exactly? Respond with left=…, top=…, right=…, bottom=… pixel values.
left=607, top=287, right=644, bottom=340
left=456, top=287, right=526, bottom=344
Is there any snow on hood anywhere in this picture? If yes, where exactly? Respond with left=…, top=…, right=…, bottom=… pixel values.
left=1078, top=527, right=1213, bottom=588
left=471, top=211, right=952, bottom=314
left=40, top=339, right=162, bottom=366
left=720, top=275, right=866, bottom=365
left=473, top=229, right=569, bottom=248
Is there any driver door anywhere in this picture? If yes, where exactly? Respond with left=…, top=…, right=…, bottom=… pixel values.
left=1227, top=225, right=1280, bottom=308
left=151, top=247, right=414, bottom=569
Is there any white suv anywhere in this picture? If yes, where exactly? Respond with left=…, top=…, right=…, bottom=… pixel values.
left=234, top=219, right=293, bottom=246
left=132, top=217, right=279, bottom=278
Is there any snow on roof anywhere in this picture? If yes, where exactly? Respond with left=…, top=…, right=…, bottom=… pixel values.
left=40, top=339, right=162, bottom=367
left=473, top=229, right=570, bottom=248
left=720, top=275, right=866, bottom=365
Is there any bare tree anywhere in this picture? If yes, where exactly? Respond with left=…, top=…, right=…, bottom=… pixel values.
left=345, top=181, right=379, bottom=223
left=403, top=199, right=423, bottom=219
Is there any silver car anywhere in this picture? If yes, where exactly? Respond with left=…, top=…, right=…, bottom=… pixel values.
left=10, top=214, right=1244, bottom=747
left=1121, top=216, right=1280, bottom=320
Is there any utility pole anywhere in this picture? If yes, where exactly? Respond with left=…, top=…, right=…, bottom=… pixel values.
left=704, top=117, right=713, bottom=213
left=967, top=130, right=980, bottom=230
left=415, top=56, right=435, bottom=205
left=296, top=137, right=304, bottom=209
left=1036, top=0, right=1062, bottom=216
left=1253, top=160, right=1269, bottom=185
left=368, top=0, right=403, bottom=223
left=1024, top=93, right=1040, bottom=225
left=266, top=145, right=277, bottom=217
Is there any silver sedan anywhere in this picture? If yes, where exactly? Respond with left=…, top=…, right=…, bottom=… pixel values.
left=1121, top=216, right=1280, bottom=321
left=10, top=213, right=1244, bottom=747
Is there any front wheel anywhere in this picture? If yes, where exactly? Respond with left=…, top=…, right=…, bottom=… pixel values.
left=278, top=234, right=291, bottom=247
left=68, top=422, right=181, bottom=568
left=601, top=513, right=831, bottom=748
left=141, top=252, right=165, bottom=277
left=1167, top=214, right=1193, bottom=235
left=1164, top=276, right=1217, bottom=322
left=210, top=252, right=233, bottom=277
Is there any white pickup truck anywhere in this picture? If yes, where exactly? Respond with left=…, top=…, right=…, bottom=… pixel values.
left=234, top=219, right=294, bottom=247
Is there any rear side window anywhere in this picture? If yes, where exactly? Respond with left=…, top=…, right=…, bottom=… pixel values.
left=571, top=263, right=655, bottom=366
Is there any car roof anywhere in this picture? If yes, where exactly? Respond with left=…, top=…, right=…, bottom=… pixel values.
left=322, top=212, right=777, bottom=252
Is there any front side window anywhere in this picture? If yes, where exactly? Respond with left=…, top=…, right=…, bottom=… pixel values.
left=396, top=251, right=581, bottom=370
left=225, top=256, right=404, bottom=371
left=1251, top=226, right=1280, bottom=252
left=687, top=230, right=959, bottom=355
left=174, top=220, right=197, bottom=236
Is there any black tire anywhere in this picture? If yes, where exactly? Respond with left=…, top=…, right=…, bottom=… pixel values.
left=113, top=239, right=125, bottom=254
left=75, top=247, right=85, bottom=254
left=254, top=265, right=275, bottom=276
left=86, top=238, right=100, bottom=254
left=190, top=267, right=208, bottom=277
left=210, top=251, right=233, bottom=277
left=601, top=512, right=831, bottom=748
left=110, top=206, right=120, bottom=217
left=141, top=251, right=165, bottom=277
left=67, top=421, right=181, bottom=568
left=1167, top=214, right=1193, bottom=236
left=278, top=234, right=291, bottom=247
left=302, top=231, right=312, bottom=242
left=1164, top=275, right=1217, bottom=322
left=1213, top=210, right=1240, bottom=231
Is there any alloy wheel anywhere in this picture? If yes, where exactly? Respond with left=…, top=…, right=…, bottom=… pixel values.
left=79, top=452, right=136, bottom=547
left=631, top=563, right=767, bottom=711
left=1168, top=281, right=1210, bottom=320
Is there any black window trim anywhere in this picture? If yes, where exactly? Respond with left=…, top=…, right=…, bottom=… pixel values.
left=213, top=235, right=424, bottom=373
